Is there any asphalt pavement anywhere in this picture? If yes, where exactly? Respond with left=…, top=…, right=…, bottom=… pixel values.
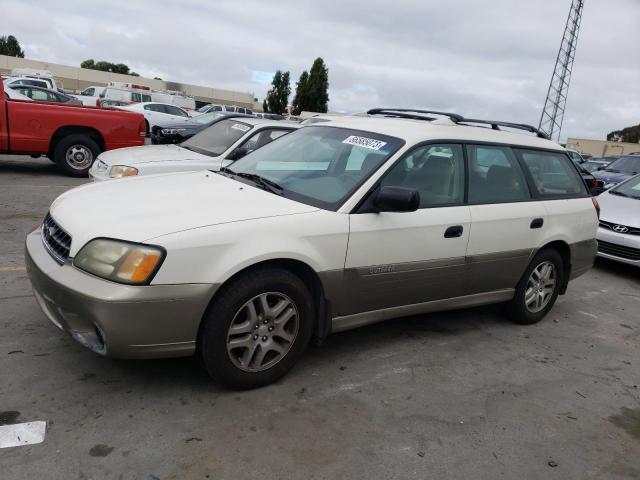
left=1, top=155, right=639, bottom=479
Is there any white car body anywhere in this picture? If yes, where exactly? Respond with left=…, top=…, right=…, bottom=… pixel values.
left=26, top=112, right=598, bottom=387
left=115, top=102, right=191, bottom=132
left=89, top=117, right=299, bottom=181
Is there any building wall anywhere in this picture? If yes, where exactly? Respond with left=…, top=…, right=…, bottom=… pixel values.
left=566, top=138, right=640, bottom=157
left=0, top=54, right=259, bottom=109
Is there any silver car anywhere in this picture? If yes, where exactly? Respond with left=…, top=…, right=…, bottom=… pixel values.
left=596, top=174, right=640, bottom=266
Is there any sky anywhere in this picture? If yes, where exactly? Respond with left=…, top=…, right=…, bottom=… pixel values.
left=1, top=0, right=639, bottom=141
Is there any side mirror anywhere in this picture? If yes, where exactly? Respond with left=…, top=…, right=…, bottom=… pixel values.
left=374, top=186, right=420, bottom=212
left=229, top=146, right=252, bottom=161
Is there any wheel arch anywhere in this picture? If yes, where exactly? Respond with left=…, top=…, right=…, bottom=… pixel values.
left=537, top=240, right=571, bottom=294
left=48, top=126, right=106, bottom=158
left=199, top=258, right=331, bottom=344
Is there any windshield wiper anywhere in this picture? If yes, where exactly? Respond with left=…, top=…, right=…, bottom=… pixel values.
left=609, top=190, right=630, bottom=197
left=235, top=172, right=284, bottom=195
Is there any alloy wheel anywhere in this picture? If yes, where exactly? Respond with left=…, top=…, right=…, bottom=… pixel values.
left=226, top=292, right=299, bottom=372
left=524, top=261, right=556, bottom=313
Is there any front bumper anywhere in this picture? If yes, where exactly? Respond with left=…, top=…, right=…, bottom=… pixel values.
left=88, top=160, right=110, bottom=182
left=596, top=227, right=640, bottom=267
left=25, top=230, right=217, bottom=358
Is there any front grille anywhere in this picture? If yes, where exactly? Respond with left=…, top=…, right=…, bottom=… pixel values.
left=41, top=213, right=72, bottom=264
left=597, top=240, right=640, bottom=261
left=599, top=220, right=640, bottom=236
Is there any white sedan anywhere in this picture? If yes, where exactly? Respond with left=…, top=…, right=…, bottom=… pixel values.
left=116, top=102, right=193, bottom=134
left=89, top=117, right=299, bottom=181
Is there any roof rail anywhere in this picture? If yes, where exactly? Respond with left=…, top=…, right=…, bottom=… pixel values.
left=459, top=118, right=549, bottom=139
left=367, top=108, right=549, bottom=139
left=367, top=108, right=464, bottom=123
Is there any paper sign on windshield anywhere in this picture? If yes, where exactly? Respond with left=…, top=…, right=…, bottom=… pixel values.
left=231, top=123, right=250, bottom=132
left=342, top=136, right=387, bottom=150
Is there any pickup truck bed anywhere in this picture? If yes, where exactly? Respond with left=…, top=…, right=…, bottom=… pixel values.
left=1, top=77, right=145, bottom=176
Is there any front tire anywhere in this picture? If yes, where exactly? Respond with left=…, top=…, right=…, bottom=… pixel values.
left=53, top=134, right=101, bottom=177
left=198, top=267, right=314, bottom=389
left=505, top=248, right=563, bottom=325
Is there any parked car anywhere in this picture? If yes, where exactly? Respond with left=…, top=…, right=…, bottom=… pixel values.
left=116, top=102, right=192, bottom=135
left=581, top=159, right=614, bottom=173
left=0, top=75, right=146, bottom=176
left=575, top=163, right=605, bottom=195
left=150, top=112, right=247, bottom=144
left=593, top=155, right=640, bottom=190
left=4, top=69, right=62, bottom=92
left=27, top=108, right=598, bottom=388
left=4, top=84, right=33, bottom=101
left=254, top=112, right=285, bottom=120
left=90, top=117, right=298, bottom=180
left=196, top=104, right=253, bottom=115
left=566, top=149, right=586, bottom=164
left=71, top=85, right=106, bottom=106
left=596, top=174, right=640, bottom=266
left=9, top=85, right=83, bottom=105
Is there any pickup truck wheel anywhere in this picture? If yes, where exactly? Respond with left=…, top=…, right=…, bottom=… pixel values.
left=198, top=267, right=314, bottom=389
left=54, top=134, right=101, bottom=177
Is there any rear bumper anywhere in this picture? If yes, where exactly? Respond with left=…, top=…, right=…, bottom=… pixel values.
left=25, top=230, right=217, bottom=358
left=596, top=228, right=640, bottom=267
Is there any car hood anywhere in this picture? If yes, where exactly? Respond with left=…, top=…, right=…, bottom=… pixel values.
left=49, top=171, right=319, bottom=255
left=598, top=190, right=640, bottom=227
left=97, top=144, right=211, bottom=166
left=593, top=171, right=632, bottom=184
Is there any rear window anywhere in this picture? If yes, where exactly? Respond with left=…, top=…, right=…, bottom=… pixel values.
left=518, top=150, right=588, bottom=197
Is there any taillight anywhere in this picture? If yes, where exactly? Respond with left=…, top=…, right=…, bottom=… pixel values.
left=140, top=120, right=147, bottom=137
left=592, top=196, right=600, bottom=219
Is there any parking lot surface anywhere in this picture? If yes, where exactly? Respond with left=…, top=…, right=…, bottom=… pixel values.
left=1, top=155, right=639, bottom=480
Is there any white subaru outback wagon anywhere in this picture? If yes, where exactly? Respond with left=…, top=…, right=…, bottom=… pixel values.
left=26, top=109, right=598, bottom=389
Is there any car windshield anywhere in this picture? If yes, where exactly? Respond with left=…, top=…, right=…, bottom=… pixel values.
left=191, top=111, right=226, bottom=125
left=604, top=156, right=640, bottom=174
left=181, top=119, right=253, bottom=156
left=582, top=162, right=603, bottom=173
left=225, top=126, right=404, bottom=210
left=611, top=175, right=640, bottom=199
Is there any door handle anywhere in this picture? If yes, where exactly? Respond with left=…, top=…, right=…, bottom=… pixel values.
left=530, top=218, right=544, bottom=229
left=444, top=225, right=464, bottom=238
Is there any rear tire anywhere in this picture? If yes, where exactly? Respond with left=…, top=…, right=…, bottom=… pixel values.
left=198, top=267, right=314, bottom=389
left=504, top=248, right=563, bottom=325
left=53, top=134, right=101, bottom=177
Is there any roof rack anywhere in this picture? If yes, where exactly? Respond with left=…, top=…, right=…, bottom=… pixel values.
left=367, top=108, right=549, bottom=139
left=367, top=108, right=464, bottom=123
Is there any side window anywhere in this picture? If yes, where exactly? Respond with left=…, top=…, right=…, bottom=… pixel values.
left=467, top=145, right=530, bottom=204
left=142, top=94, right=152, bottom=102
left=131, top=92, right=142, bottom=103
left=237, top=128, right=290, bottom=155
left=518, top=150, right=587, bottom=197
left=166, top=105, right=188, bottom=117
left=47, top=91, right=59, bottom=102
left=380, top=144, right=465, bottom=207
left=144, top=104, right=159, bottom=112
left=83, top=88, right=95, bottom=96
left=30, top=89, right=50, bottom=101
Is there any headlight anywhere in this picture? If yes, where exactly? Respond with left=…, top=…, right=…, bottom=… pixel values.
left=161, top=128, right=186, bottom=135
left=74, top=239, right=165, bottom=285
left=109, top=165, right=139, bottom=178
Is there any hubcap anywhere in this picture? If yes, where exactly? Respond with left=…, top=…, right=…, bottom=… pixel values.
left=65, top=145, right=93, bottom=170
left=226, top=292, right=299, bottom=372
left=524, top=261, right=556, bottom=313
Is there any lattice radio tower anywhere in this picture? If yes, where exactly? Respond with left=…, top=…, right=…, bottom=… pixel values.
left=538, top=0, right=584, bottom=141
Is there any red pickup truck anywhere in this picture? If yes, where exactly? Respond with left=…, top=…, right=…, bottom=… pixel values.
left=1, top=76, right=146, bottom=176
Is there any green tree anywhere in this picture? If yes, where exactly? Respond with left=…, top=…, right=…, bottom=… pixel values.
left=0, top=35, right=25, bottom=57
left=607, top=124, right=640, bottom=144
left=81, top=59, right=138, bottom=76
left=306, top=57, right=329, bottom=113
left=265, top=70, right=291, bottom=115
left=291, top=70, right=309, bottom=116
left=262, top=99, right=269, bottom=113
